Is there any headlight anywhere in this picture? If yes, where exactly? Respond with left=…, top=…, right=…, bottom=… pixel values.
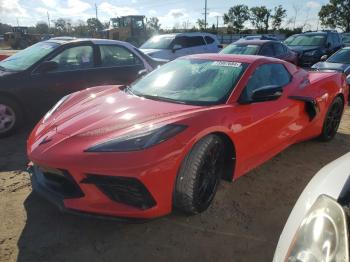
left=85, top=124, right=187, bottom=152
left=304, top=50, right=319, bottom=56
left=286, top=195, right=349, bottom=262
left=43, top=94, right=71, bottom=122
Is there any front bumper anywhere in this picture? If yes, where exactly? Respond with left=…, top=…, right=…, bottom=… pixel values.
left=29, top=165, right=156, bottom=221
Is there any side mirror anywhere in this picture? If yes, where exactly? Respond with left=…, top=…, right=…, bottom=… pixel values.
left=36, top=61, right=58, bottom=73
left=239, top=85, right=283, bottom=104
left=137, top=69, right=148, bottom=78
left=320, top=55, right=328, bottom=61
left=326, top=42, right=331, bottom=48
left=172, top=44, right=183, bottom=53
left=217, top=44, right=223, bottom=49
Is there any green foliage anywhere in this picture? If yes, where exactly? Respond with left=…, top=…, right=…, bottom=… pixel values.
left=223, top=5, right=250, bottom=33
left=271, top=5, right=287, bottom=31
left=319, top=0, right=350, bottom=31
left=250, top=6, right=271, bottom=33
left=35, top=22, right=49, bottom=34
left=86, top=18, right=103, bottom=36
left=146, top=17, right=161, bottom=34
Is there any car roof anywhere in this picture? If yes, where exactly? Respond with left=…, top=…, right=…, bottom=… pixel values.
left=45, top=38, right=134, bottom=47
left=302, top=31, right=329, bottom=36
left=232, top=40, right=279, bottom=45
left=185, top=53, right=282, bottom=64
left=153, top=32, right=217, bottom=38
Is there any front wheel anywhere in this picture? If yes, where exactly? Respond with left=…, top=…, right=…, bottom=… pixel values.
left=0, top=97, right=23, bottom=138
left=174, top=135, right=225, bottom=214
left=318, top=96, right=343, bottom=142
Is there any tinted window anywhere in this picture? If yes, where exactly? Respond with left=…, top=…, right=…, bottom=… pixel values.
left=260, top=44, right=274, bottom=56
left=173, top=36, right=189, bottom=48
left=99, top=45, right=142, bottom=66
left=140, top=35, right=174, bottom=49
left=51, top=45, right=94, bottom=72
left=187, top=36, right=206, bottom=47
left=221, top=44, right=259, bottom=55
left=273, top=43, right=285, bottom=56
left=130, top=59, right=248, bottom=105
left=205, top=36, right=215, bottom=44
left=242, top=63, right=291, bottom=100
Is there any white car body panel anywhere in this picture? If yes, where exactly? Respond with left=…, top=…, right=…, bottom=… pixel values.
left=273, top=152, right=350, bottom=261
left=140, top=33, right=220, bottom=61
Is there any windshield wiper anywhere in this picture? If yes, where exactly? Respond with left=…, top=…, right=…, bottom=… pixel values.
left=136, top=93, right=187, bottom=104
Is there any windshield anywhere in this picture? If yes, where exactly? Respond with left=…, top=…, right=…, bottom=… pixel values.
left=221, top=44, right=259, bottom=55
left=0, top=41, right=59, bottom=71
left=327, top=49, right=350, bottom=64
left=140, top=35, right=174, bottom=49
left=286, top=35, right=326, bottom=46
left=129, top=58, right=248, bottom=105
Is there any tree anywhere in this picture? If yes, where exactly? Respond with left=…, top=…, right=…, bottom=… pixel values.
left=35, top=22, right=49, bottom=34
left=86, top=18, right=103, bottom=36
left=146, top=17, right=161, bottom=33
left=54, top=18, right=68, bottom=35
left=319, top=0, right=350, bottom=31
left=250, top=6, right=271, bottom=33
left=196, top=19, right=206, bottom=30
left=271, top=5, right=287, bottom=31
left=223, top=5, right=250, bottom=33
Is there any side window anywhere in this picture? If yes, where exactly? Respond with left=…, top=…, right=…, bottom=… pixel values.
left=51, top=45, right=94, bottom=72
left=260, top=44, right=274, bottom=57
left=99, top=45, right=143, bottom=67
left=187, top=36, right=206, bottom=47
left=173, top=36, right=189, bottom=48
left=242, top=64, right=291, bottom=100
left=273, top=43, right=285, bottom=56
left=205, top=36, right=215, bottom=44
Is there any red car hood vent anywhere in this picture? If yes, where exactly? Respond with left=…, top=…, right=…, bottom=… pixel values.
left=45, top=88, right=201, bottom=137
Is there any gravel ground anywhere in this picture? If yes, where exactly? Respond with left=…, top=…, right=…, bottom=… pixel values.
left=0, top=107, right=349, bottom=262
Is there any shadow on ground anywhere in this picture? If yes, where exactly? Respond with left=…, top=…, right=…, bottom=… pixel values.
left=13, top=131, right=350, bottom=262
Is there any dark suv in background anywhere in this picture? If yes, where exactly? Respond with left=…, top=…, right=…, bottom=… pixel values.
left=285, top=31, right=343, bottom=67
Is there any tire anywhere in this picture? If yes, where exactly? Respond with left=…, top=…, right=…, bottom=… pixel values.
left=318, top=96, right=343, bottom=142
left=174, top=135, right=225, bottom=214
left=0, top=97, right=23, bottom=138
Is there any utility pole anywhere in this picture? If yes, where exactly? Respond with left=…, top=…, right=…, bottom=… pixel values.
left=216, top=15, right=219, bottom=31
left=47, top=11, right=51, bottom=29
left=16, top=18, right=19, bottom=26
left=95, top=3, right=98, bottom=20
left=204, top=0, right=208, bottom=29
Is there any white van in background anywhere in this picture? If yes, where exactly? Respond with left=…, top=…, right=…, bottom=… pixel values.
left=140, top=32, right=222, bottom=60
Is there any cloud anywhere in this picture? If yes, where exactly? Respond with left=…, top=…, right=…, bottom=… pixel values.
left=0, top=0, right=28, bottom=18
left=148, top=9, right=157, bottom=16
left=41, top=0, right=57, bottom=8
left=98, top=2, right=139, bottom=19
left=169, top=9, right=186, bottom=19
left=306, top=1, right=321, bottom=9
left=209, top=11, right=222, bottom=18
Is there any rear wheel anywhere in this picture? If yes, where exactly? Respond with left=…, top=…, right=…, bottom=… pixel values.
left=0, top=97, right=23, bottom=138
left=174, top=135, right=225, bottom=214
left=319, top=96, right=343, bottom=141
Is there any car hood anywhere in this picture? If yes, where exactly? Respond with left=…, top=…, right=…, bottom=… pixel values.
left=33, top=85, right=202, bottom=140
left=312, top=62, right=350, bottom=73
left=287, top=45, right=321, bottom=54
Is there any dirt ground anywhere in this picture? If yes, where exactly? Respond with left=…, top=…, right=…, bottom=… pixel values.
left=0, top=107, right=349, bottom=262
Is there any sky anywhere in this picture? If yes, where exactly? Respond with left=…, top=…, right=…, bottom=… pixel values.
left=0, top=0, right=328, bottom=30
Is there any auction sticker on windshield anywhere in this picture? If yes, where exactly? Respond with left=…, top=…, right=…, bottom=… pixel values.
left=212, top=61, right=242, bottom=67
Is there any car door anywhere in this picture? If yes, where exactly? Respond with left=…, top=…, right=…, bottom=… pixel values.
left=233, top=63, right=306, bottom=175
left=27, top=43, right=98, bottom=117
left=86, top=44, right=146, bottom=87
left=272, top=42, right=286, bottom=60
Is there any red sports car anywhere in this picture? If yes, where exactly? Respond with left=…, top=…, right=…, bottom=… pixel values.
left=27, top=54, right=349, bottom=220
